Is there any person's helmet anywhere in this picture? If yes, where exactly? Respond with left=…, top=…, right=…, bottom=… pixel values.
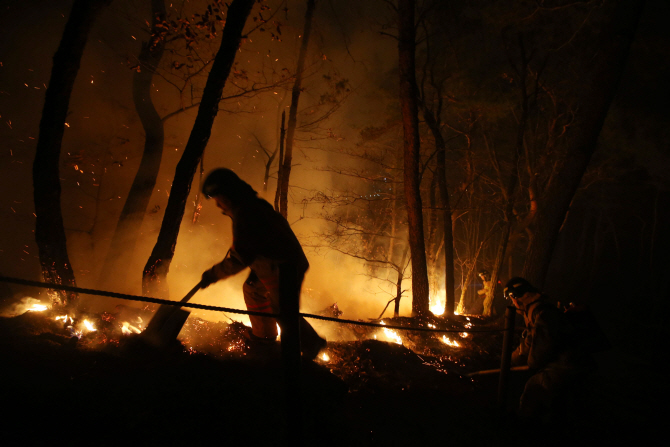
left=202, top=168, right=257, bottom=204
left=478, top=270, right=490, bottom=281
left=503, top=277, right=537, bottom=300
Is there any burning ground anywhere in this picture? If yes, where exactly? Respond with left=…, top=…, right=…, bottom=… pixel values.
left=0, top=296, right=661, bottom=446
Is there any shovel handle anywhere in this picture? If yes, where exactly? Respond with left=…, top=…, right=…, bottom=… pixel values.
left=179, top=281, right=203, bottom=303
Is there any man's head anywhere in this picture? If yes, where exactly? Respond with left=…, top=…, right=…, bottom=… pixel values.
left=478, top=270, right=490, bottom=281
left=504, top=277, right=538, bottom=309
left=202, top=168, right=257, bottom=215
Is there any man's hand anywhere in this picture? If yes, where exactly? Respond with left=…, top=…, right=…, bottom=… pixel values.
left=201, top=269, right=219, bottom=288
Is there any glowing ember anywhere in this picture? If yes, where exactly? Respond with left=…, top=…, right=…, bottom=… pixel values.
left=320, top=352, right=330, bottom=362
left=121, top=322, right=141, bottom=335
left=441, top=336, right=461, bottom=347
left=460, top=332, right=469, bottom=338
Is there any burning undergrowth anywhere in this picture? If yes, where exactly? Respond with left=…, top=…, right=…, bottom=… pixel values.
left=0, top=296, right=507, bottom=393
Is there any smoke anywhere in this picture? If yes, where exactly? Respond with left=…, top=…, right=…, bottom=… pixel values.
left=0, top=0, right=417, bottom=334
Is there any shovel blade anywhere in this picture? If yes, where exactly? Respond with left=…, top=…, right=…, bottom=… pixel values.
left=142, top=306, right=191, bottom=347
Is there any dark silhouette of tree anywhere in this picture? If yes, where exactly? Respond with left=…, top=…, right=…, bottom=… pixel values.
left=520, top=0, right=645, bottom=287
left=142, top=0, right=256, bottom=297
left=100, top=0, right=167, bottom=286
left=398, top=0, right=429, bottom=315
left=276, top=0, right=317, bottom=218
left=32, top=0, right=112, bottom=306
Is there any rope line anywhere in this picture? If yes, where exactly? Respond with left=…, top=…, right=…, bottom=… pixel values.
left=0, top=276, right=506, bottom=334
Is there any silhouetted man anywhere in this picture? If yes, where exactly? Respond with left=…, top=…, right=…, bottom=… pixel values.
left=200, top=168, right=326, bottom=359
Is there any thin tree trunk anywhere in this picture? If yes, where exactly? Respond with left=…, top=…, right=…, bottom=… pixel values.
left=427, top=171, right=438, bottom=293
left=142, top=0, right=255, bottom=297
left=485, top=111, right=524, bottom=316
left=277, top=0, right=316, bottom=218
left=192, top=158, right=205, bottom=223
left=398, top=0, right=430, bottom=315
left=101, top=0, right=166, bottom=288
left=274, top=110, right=286, bottom=210
left=522, top=0, right=645, bottom=287
left=32, top=0, right=111, bottom=306
left=394, top=246, right=409, bottom=317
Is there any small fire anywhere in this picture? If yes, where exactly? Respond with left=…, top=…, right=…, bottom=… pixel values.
left=380, top=321, right=402, bottom=345
left=460, top=332, right=469, bottom=338
left=2, top=297, right=50, bottom=316
left=28, top=303, right=48, bottom=312
left=55, top=315, right=74, bottom=324
left=82, top=319, right=96, bottom=332
left=430, top=296, right=445, bottom=316
left=441, top=336, right=460, bottom=347
left=320, top=352, right=330, bottom=362
left=121, top=322, right=141, bottom=335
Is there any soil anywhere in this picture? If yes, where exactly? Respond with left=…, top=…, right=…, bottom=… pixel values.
left=0, top=307, right=664, bottom=446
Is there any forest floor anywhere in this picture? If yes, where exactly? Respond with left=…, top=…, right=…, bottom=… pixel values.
left=0, top=305, right=664, bottom=446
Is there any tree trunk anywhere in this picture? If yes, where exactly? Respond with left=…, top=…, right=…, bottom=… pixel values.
left=427, top=171, right=438, bottom=293
left=142, top=0, right=255, bottom=297
left=421, top=101, right=456, bottom=317
left=274, top=110, right=286, bottom=209
left=522, top=0, right=645, bottom=287
left=101, top=0, right=166, bottom=289
left=277, top=0, right=316, bottom=218
left=192, top=158, right=205, bottom=223
left=394, top=247, right=409, bottom=317
left=398, top=0, right=430, bottom=315
left=32, top=0, right=111, bottom=306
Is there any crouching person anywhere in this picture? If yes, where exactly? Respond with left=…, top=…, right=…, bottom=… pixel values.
left=200, top=168, right=326, bottom=360
left=504, top=277, right=596, bottom=426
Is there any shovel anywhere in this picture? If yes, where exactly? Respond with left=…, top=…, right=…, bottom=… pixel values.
left=141, top=281, right=202, bottom=347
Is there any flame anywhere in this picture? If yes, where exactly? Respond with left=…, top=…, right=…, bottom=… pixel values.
left=82, top=319, right=96, bottom=332
left=55, top=315, right=74, bottom=324
left=430, top=295, right=445, bottom=316
left=28, top=303, right=48, bottom=312
left=460, top=332, right=469, bottom=338
left=320, top=352, right=330, bottom=362
left=379, top=321, right=402, bottom=345
left=121, top=322, right=141, bottom=335
left=0, top=297, right=50, bottom=317
left=441, top=335, right=460, bottom=347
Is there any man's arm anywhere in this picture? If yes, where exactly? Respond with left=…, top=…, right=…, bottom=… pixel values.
left=201, top=248, right=247, bottom=287
left=511, top=329, right=531, bottom=366
left=527, top=309, right=563, bottom=369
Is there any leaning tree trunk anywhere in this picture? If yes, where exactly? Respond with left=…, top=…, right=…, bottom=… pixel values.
left=142, top=0, right=255, bottom=297
left=32, top=0, right=111, bottom=306
left=100, top=0, right=166, bottom=289
left=522, top=0, right=645, bottom=287
left=274, top=110, right=286, bottom=208
left=277, top=0, right=316, bottom=218
left=398, top=0, right=430, bottom=315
